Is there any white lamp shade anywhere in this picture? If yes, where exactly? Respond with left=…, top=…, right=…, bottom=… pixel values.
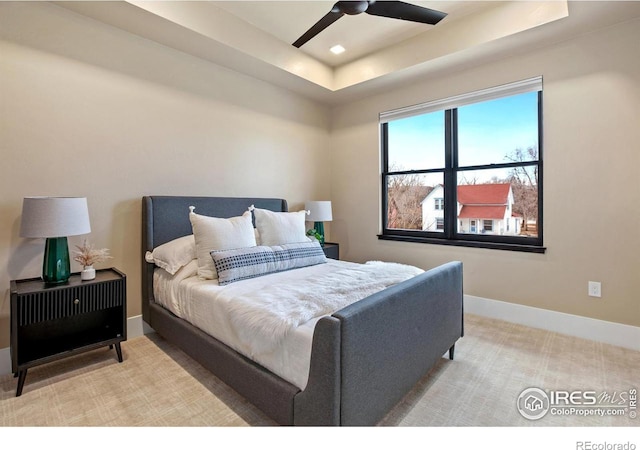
left=305, top=201, right=333, bottom=222
left=20, top=197, right=91, bottom=238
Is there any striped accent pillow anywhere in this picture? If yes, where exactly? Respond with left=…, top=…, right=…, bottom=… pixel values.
left=211, top=241, right=327, bottom=285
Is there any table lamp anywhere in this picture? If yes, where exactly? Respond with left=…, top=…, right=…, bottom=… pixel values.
left=305, top=201, right=332, bottom=246
left=20, top=197, right=91, bottom=284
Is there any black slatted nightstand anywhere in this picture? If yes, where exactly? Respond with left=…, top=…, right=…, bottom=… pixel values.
left=10, top=267, right=127, bottom=396
left=322, top=242, right=339, bottom=260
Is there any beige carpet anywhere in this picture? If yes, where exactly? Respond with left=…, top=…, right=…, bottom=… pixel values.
left=1, top=314, right=638, bottom=427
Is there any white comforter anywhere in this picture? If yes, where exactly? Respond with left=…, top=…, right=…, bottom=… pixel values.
left=154, top=259, right=423, bottom=390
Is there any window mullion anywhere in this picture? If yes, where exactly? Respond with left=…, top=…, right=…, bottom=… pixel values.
left=381, top=123, right=389, bottom=231
left=444, top=109, right=457, bottom=239
left=536, top=90, right=544, bottom=245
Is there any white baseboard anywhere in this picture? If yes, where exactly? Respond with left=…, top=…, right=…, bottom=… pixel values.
left=0, top=315, right=148, bottom=377
left=0, top=346, right=9, bottom=378
left=126, top=314, right=152, bottom=339
left=2, top=301, right=638, bottom=376
left=465, top=294, right=640, bottom=352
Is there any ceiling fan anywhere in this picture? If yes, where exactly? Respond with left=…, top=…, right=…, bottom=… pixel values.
left=293, top=1, right=448, bottom=48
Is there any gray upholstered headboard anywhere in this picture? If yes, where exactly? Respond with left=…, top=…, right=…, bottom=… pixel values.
left=141, top=196, right=288, bottom=323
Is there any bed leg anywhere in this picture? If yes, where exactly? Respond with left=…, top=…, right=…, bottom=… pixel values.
left=448, top=344, right=455, bottom=360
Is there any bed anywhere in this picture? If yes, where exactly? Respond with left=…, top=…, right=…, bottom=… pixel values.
left=141, top=195, right=464, bottom=426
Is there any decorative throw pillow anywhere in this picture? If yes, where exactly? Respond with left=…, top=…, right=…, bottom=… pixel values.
left=252, top=206, right=310, bottom=246
left=144, top=234, right=196, bottom=275
left=189, top=207, right=256, bottom=280
left=211, top=241, right=327, bottom=285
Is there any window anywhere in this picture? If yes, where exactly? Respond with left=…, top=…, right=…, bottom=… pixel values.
left=380, top=77, right=544, bottom=252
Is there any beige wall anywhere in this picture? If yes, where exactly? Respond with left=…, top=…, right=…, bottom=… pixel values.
left=330, top=18, right=640, bottom=327
left=0, top=3, right=331, bottom=348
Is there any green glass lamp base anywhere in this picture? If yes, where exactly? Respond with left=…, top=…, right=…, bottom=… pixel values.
left=42, top=237, right=71, bottom=284
left=314, top=221, right=325, bottom=246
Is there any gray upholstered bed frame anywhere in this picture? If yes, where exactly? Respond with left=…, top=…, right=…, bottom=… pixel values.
left=141, top=195, right=464, bottom=426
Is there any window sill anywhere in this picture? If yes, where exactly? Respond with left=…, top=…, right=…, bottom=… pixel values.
left=377, top=234, right=546, bottom=254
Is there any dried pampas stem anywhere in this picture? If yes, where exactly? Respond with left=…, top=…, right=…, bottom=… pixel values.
left=73, top=238, right=112, bottom=267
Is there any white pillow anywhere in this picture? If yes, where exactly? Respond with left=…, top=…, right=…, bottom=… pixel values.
left=253, top=207, right=310, bottom=246
left=145, top=234, right=196, bottom=275
left=189, top=208, right=256, bottom=280
left=152, top=259, right=199, bottom=317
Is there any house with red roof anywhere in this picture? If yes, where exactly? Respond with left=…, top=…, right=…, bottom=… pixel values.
left=421, top=183, right=523, bottom=235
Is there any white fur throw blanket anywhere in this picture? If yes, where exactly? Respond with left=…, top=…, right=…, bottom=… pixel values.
left=225, top=261, right=424, bottom=355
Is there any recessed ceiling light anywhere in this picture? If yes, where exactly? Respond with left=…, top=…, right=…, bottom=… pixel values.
left=330, top=45, right=345, bottom=55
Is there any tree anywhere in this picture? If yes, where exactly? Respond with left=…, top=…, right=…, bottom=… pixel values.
left=505, top=145, right=538, bottom=234
left=387, top=166, right=432, bottom=230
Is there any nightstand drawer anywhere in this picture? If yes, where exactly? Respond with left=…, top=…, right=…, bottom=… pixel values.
left=17, top=280, right=125, bottom=326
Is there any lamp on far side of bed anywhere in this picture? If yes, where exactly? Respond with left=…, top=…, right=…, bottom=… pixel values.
left=19, top=196, right=91, bottom=285
left=305, top=201, right=332, bottom=246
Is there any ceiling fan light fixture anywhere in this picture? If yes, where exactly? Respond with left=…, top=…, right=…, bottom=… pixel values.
left=293, top=1, right=447, bottom=48
left=330, top=44, right=346, bottom=55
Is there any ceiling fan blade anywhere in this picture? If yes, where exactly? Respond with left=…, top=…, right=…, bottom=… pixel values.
left=365, top=1, right=447, bottom=25
left=293, top=10, right=345, bottom=48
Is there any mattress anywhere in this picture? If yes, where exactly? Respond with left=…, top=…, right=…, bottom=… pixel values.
left=154, top=259, right=363, bottom=390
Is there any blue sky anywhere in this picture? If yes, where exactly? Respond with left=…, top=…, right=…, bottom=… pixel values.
left=387, top=91, right=539, bottom=182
